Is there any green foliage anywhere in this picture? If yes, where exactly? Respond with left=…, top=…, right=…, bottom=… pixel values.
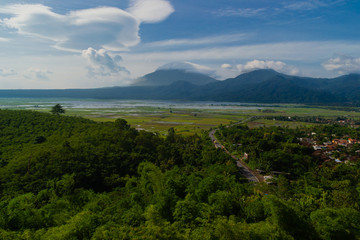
left=262, top=195, right=316, bottom=239
left=311, top=208, right=360, bottom=240
left=50, top=104, right=65, bottom=115
left=0, top=109, right=359, bottom=239
left=218, top=125, right=318, bottom=176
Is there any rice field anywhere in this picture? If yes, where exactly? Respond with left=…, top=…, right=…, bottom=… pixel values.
left=1, top=98, right=360, bottom=135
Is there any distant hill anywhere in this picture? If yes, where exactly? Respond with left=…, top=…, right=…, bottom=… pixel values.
left=1, top=69, right=360, bottom=105
left=185, top=73, right=343, bottom=103
left=132, top=69, right=218, bottom=86
left=222, top=69, right=281, bottom=86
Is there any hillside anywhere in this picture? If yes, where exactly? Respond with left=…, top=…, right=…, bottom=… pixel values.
left=0, top=110, right=359, bottom=238
left=201, top=75, right=342, bottom=103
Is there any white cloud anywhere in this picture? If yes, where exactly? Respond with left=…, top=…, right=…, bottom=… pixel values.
left=236, top=60, right=299, bottom=75
left=157, top=61, right=217, bottom=77
left=127, top=0, right=174, bottom=23
left=213, top=8, right=266, bottom=17
left=0, top=3, right=174, bottom=84
left=122, top=41, right=360, bottom=79
left=147, top=33, right=249, bottom=47
left=213, top=1, right=341, bottom=19
left=24, top=68, right=52, bottom=80
left=0, top=37, right=9, bottom=42
left=221, top=64, right=233, bottom=69
left=0, top=68, right=16, bottom=77
left=82, top=48, right=129, bottom=77
left=216, top=64, right=241, bottom=79
left=284, top=0, right=327, bottom=11
left=0, top=2, right=175, bottom=52
left=0, top=4, right=141, bottom=51
left=322, top=55, right=360, bottom=74
left=124, top=41, right=360, bottom=63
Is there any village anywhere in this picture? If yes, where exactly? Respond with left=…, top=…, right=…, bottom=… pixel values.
left=301, top=135, right=360, bottom=165
left=259, top=135, right=360, bottom=184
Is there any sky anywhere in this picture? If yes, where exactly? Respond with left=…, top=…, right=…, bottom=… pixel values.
left=0, top=0, right=359, bottom=89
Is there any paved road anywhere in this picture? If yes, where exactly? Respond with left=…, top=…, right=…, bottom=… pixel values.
left=209, top=119, right=263, bottom=183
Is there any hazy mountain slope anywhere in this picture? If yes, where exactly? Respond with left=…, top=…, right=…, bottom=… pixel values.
left=193, top=76, right=340, bottom=103
left=324, top=74, right=360, bottom=100
left=0, top=70, right=359, bottom=104
left=132, top=69, right=218, bottom=86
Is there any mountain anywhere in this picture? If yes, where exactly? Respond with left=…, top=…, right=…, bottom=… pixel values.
left=222, top=69, right=281, bottom=86
left=132, top=69, right=218, bottom=86
left=324, top=74, right=360, bottom=101
left=1, top=69, right=360, bottom=105
left=192, top=69, right=282, bottom=99
left=184, top=73, right=342, bottom=103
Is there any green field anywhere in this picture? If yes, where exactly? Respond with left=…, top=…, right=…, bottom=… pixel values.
left=1, top=98, right=360, bottom=135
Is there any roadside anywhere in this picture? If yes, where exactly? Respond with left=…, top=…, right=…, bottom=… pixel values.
left=209, top=118, right=264, bottom=183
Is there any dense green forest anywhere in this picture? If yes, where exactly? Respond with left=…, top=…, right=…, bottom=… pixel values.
left=0, top=109, right=359, bottom=239
left=216, top=125, right=317, bottom=177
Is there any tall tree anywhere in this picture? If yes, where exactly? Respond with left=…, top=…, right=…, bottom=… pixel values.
left=51, top=104, right=65, bottom=115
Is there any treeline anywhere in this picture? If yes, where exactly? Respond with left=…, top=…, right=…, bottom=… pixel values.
left=0, top=110, right=359, bottom=239
left=264, top=115, right=360, bottom=125
left=216, top=125, right=316, bottom=176
left=264, top=116, right=330, bottom=123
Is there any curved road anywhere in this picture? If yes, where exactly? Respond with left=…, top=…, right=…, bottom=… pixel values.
left=209, top=119, right=264, bottom=183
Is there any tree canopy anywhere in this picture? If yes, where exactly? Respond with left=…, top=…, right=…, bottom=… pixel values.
left=0, top=109, right=359, bottom=239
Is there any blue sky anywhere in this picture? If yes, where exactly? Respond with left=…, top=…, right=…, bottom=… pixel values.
left=0, top=0, right=359, bottom=88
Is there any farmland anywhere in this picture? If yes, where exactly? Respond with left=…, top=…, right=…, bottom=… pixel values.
left=1, top=98, right=360, bottom=135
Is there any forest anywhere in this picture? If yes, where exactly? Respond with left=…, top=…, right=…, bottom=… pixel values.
left=0, top=109, right=359, bottom=239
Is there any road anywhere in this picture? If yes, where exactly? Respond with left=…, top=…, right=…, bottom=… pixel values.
left=209, top=119, right=263, bottom=183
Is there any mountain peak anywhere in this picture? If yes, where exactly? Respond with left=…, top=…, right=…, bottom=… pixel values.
left=245, top=68, right=279, bottom=74
left=239, top=69, right=282, bottom=77
left=220, top=68, right=283, bottom=87
left=132, top=69, right=218, bottom=86
left=156, top=61, right=216, bottom=77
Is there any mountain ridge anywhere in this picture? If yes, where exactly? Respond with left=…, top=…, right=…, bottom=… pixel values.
left=0, top=69, right=360, bottom=105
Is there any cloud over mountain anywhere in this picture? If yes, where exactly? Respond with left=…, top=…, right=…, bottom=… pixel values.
left=221, top=64, right=233, bottom=69
left=322, top=55, right=360, bottom=74
left=157, top=61, right=217, bottom=77
left=236, top=60, right=299, bottom=75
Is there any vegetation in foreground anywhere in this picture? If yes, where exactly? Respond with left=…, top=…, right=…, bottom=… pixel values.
left=0, top=109, right=359, bottom=239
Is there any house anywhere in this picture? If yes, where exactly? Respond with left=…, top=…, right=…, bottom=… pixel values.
left=326, top=144, right=337, bottom=151
left=263, top=175, right=274, bottom=184
left=348, top=138, right=358, bottom=144
left=313, top=145, right=326, bottom=150
left=332, top=139, right=348, bottom=147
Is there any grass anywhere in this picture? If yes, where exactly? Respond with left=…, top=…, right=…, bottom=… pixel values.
left=247, top=119, right=318, bottom=129
left=70, top=107, right=250, bottom=135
